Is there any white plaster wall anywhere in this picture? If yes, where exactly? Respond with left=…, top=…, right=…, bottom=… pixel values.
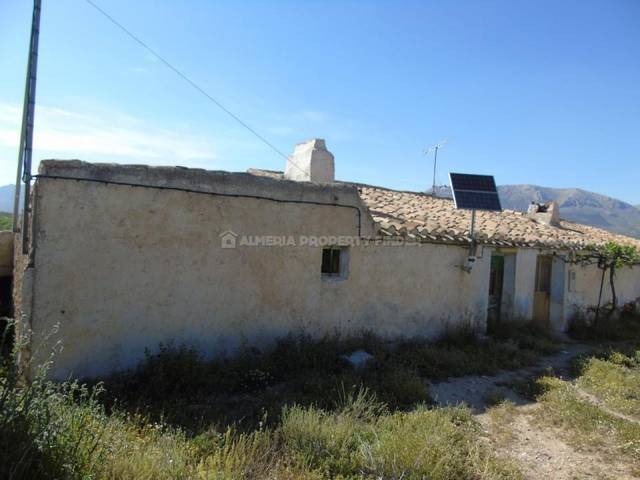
left=506, top=248, right=640, bottom=332
left=28, top=176, right=490, bottom=379
left=565, top=262, right=640, bottom=318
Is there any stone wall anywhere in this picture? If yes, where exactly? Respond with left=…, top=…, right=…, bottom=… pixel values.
left=25, top=161, right=490, bottom=379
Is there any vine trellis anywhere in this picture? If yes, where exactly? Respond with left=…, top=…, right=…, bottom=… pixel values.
left=566, top=242, right=640, bottom=324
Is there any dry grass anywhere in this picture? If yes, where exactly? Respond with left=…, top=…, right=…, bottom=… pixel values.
left=1, top=375, right=522, bottom=479
left=525, top=343, right=640, bottom=464
left=97, top=325, right=558, bottom=432
left=575, top=350, right=640, bottom=419
left=486, top=400, right=518, bottom=445
left=1, top=324, right=553, bottom=479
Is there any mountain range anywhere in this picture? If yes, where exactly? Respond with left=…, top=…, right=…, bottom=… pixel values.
left=498, top=185, right=640, bottom=238
left=2, top=183, right=640, bottom=238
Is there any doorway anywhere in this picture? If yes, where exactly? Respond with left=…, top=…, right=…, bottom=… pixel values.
left=487, top=255, right=504, bottom=333
left=533, top=255, right=552, bottom=328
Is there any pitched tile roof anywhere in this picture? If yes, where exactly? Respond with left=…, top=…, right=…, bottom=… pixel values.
left=246, top=169, right=640, bottom=250
left=358, top=186, right=640, bottom=249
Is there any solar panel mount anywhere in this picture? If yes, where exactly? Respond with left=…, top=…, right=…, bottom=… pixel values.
left=449, top=173, right=502, bottom=212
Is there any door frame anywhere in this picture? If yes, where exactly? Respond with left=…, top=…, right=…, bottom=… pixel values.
left=533, top=254, right=552, bottom=328
left=487, top=254, right=505, bottom=333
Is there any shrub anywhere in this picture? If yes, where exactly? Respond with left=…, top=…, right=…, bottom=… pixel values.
left=196, top=428, right=275, bottom=479
left=359, top=406, right=520, bottom=480
left=483, top=389, right=507, bottom=407
left=279, top=391, right=520, bottom=480
left=568, top=309, right=640, bottom=341
left=390, top=324, right=556, bottom=382
left=96, top=325, right=557, bottom=431
left=507, top=374, right=552, bottom=401
left=0, top=212, right=12, bottom=231
left=1, top=323, right=527, bottom=480
left=0, top=326, right=108, bottom=479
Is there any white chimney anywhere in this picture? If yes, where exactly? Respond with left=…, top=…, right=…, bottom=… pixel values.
left=284, top=138, right=334, bottom=183
left=527, top=201, right=560, bottom=226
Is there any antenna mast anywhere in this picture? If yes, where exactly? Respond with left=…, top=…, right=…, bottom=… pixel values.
left=424, top=139, right=447, bottom=196
left=14, top=0, right=42, bottom=256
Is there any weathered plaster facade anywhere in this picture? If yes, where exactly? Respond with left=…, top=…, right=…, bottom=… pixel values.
left=13, top=150, right=640, bottom=379
left=565, top=262, right=640, bottom=318
left=21, top=160, right=491, bottom=379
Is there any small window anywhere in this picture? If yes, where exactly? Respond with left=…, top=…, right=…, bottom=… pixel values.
left=321, top=247, right=348, bottom=279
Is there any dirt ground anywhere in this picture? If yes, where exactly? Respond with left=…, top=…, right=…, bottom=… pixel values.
left=430, top=343, right=640, bottom=480
left=478, top=405, right=636, bottom=480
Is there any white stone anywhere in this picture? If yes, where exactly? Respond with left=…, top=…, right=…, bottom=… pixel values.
left=284, top=138, right=335, bottom=183
left=341, top=350, right=374, bottom=369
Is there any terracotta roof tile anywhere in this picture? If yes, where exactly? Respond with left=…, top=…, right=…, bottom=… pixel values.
left=245, top=168, right=640, bottom=250
left=358, top=186, right=640, bottom=250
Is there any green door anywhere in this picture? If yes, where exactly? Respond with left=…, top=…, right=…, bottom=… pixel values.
left=487, top=255, right=504, bottom=333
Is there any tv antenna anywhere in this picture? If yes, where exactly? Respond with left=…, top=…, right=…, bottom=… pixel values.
left=424, top=138, right=447, bottom=196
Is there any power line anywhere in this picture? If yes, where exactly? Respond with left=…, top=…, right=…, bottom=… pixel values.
left=83, top=0, right=297, bottom=166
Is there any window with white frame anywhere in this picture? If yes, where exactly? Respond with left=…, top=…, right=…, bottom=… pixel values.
left=321, top=247, right=349, bottom=279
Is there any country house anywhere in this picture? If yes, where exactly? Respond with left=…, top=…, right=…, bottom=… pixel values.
left=9, top=139, right=640, bottom=379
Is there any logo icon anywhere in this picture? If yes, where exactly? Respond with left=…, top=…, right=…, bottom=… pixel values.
left=219, top=230, right=238, bottom=249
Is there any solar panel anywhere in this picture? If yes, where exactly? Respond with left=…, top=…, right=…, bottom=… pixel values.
left=449, top=173, right=502, bottom=211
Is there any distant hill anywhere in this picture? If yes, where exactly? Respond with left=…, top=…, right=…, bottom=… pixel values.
left=497, top=185, right=640, bottom=239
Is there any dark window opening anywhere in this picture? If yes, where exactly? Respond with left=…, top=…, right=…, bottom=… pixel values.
left=322, top=248, right=341, bottom=276
left=322, top=247, right=349, bottom=278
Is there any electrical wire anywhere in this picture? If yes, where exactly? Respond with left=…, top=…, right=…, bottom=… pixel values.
left=83, top=0, right=311, bottom=175
left=35, top=173, right=363, bottom=237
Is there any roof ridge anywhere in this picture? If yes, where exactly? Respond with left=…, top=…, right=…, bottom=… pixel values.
left=246, top=167, right=640, bottom=249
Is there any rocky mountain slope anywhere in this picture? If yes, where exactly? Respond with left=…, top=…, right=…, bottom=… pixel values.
left=498, top=185, right=640, bottom=239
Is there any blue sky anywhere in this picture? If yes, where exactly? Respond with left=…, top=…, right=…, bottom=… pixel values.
left=1, top=0, right=639, bottom=203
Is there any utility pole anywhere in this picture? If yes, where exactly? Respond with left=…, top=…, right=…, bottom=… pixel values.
left=424, top=139, right=447, bottom=196
left=14, top=0, right=42, bottom=257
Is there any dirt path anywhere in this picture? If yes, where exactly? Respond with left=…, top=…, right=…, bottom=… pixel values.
left=430, top=343, right=639, bottom=479
left=478, top=407, right=636, bottom=480
left=571, top=385, right=640, bottom=425
left=429, top=343, right=590, bottom=413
